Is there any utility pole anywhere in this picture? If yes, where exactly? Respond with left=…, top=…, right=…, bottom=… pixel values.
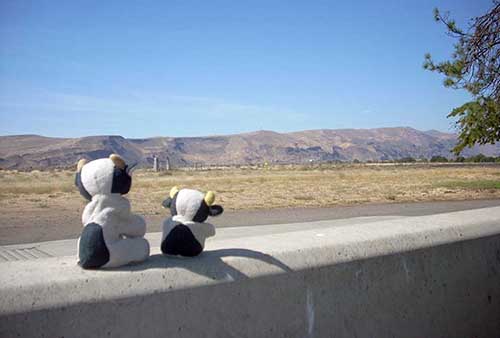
left=165, top=156, right=171, bottom=171
left=153, top=155, right=159, bottom=172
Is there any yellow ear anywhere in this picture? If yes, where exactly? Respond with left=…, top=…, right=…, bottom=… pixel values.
left=109, top=154, right=126, bottom=170
left=170, top=186, right=180, bottom=198
left=204, top=191, right=215, bottom=206
left=76, top=159, right=87, bottom=172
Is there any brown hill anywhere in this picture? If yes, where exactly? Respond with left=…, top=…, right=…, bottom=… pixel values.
left=0, top=127, right=499, bottom=169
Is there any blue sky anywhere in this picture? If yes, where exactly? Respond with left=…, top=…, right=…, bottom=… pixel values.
left=0, top=0, right=493, bottom=138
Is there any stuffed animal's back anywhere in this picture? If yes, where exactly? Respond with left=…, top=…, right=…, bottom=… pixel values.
left=79, top=195, right=127, bottom=268
left=161, top=218, right=203, bottom=257
left=82, top=194, right=129, bottom=227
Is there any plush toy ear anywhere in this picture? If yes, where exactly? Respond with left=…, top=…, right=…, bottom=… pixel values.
left=109, top=154, right=126, bottom=170
left=208, top=205, right=223, bottom=217
left=170, top=186, right=179, bottom=198
left=163, top=186, right=179, bottom=209
left=76, top=159, right=87, bottom=172
left=204, top=191, right=215, bottom=206
left=162, top=197, right=173, bottom=208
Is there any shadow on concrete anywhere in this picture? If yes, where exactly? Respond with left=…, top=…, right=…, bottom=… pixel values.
left=105, top=248, right=293, bottom=281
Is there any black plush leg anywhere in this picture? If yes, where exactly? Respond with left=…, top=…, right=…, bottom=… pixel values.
left=78, top=223, right=110, bottom=269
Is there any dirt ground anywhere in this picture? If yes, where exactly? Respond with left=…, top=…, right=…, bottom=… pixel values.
left=1, top=163, right=499, bottom=244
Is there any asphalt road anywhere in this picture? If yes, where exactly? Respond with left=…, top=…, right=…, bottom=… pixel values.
left=1, top=199, right=499, bottom=245
left=213, top=199, right=500, bottom=228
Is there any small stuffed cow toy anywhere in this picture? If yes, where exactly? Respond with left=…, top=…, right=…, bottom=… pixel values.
left=75, top=154, right=150, bottom=269
left=161, top=187, right=223, bottom=257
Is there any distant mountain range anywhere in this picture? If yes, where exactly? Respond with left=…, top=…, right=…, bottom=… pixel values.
left=1, top=127, right=499, bottom=170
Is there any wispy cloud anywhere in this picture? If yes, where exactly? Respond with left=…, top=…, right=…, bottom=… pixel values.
left=0, top=90, right=295, bottom=118
left=0, top=89, right=304, bottom=137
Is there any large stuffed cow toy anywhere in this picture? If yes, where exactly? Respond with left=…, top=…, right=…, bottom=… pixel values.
left=75, top=154, right=150, bottom=269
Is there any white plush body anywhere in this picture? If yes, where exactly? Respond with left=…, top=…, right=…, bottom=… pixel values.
left=77, top=157, right=149, bottom=268
left=80, top=194, right=149, bottom=268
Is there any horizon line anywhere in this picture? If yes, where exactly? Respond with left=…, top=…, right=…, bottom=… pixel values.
left=0, top=125, right=456, bottom=140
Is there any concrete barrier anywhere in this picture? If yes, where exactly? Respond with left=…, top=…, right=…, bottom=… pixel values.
left=1, top=207, right=500, bottom=338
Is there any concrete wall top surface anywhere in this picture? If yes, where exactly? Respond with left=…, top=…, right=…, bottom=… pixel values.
left=1, top=206, right=500, bottom=316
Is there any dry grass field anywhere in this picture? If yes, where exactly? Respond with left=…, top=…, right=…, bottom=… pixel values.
left=1, top=163, right=500, bottom=213
left=0, top=163, right=499, bottom=244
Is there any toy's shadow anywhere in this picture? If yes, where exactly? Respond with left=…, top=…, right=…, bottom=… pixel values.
left=109, top=248, right=293, bottom=281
